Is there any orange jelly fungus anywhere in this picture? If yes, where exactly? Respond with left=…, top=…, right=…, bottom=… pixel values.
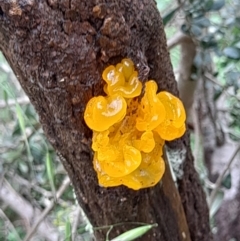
left=102, top=58, right=142, bottom=98
left=136, top=81, right=166, bottom=131
left=84, top=58, right=186, bottom=190
left=84, top=94, right=127, bottom=132
left=154, top=91, right=186, bottom=141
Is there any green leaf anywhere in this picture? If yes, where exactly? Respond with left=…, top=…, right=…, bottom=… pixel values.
left=46, top=151, right=56, bottom=200
left=191, top=25, right=202, bottom=36
left=77, top=224, right=88, bottom=234
left=65, top=219, right=72, bottom=241
left=162, top=7, right=178, bottom=25
left=0, top=76, right=15, bottom=98
left=235, top=17, right=240, bottom=28
left=15, top=103, right=32, bottom=162
left=210, top=0, right=225, bottom=11
left=229, top=132, right=240, bottom=141
left=111, top=224, right=157, bottom=241
left=30, top=142, right=45, bottom=163
left=201, top=37, right=218, bottom=49
left=235, top=41, right=240, bottom=49
left=223, top=47, right=240, bottom=59
left=3, top=89, right=8, bottom=104
left=193, top=17, right=211, bottom=28
left=213, top=88, right=223, bottom=101
left=2, top=147, right=23, bottom=163
left=204, top=0, right=214, bottom=11
left=12, top=121, right=21, bottom=136
left=19, top=162, right=29, bottom=174
left=225, top=71, right=240, bottom=86
left=209, top=190, right=224, bottom=217
left=16, top=103, right=26, bottom=137
left=221, top=173, right=231, bottom=189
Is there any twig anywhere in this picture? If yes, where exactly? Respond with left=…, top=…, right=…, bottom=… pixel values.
left=204, top=73, right=224, bottom=87
left=23, top=177, right=71, bottom=241
left=192, top=100, right=202, bottom=166
left=209, top=145, right=240, bottom=207
left=205, top=73, right=240, bottom=102
left=167, top=31, right=189, bottom=50
left=0, top=208, right=22, bottom=241
left=0, top=96, right=30, bottom=108
left=168, top=30, right=197, bottom=118
left=71, top=206, right=82, bottom=241
left=7, top=171, right=53, bottom=198
left=0, top=177, right=59, bottom=241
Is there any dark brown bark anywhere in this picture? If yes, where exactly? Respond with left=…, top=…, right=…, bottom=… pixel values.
left=0, top=1, right=212, bottom=240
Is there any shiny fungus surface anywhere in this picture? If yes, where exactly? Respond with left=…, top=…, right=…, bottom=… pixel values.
left=84, top=58, right=186, bottom=190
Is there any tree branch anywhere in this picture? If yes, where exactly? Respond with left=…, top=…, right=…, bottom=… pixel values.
left=71, top=207, right=84, bottom=241
left=209, top=145, right=240, bottom=207
left=167, top=31, right=189, bottom=50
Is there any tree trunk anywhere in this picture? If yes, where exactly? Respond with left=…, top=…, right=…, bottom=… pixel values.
left=0, top=1, right=212, bottom=240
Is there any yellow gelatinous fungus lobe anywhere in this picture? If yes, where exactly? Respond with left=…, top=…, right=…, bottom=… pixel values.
left=100, top=144, right=142, bottom=178
left=84, top=94, right=127, bottom=132
left=136, top=81, right=166, bottom=131
left=84, top=58, right=186, bottom=190
left=94, top=154, right=165, bottom=190
left=154, top=91, right=186, bottom=141
left=114, top=71, right=142, bottom=98
left=93, top=154, right=123, bottom=188
left=119, top=58, right=134, bottom=80
left=133, top=131, right=155, bottom=153
left=102, top=65, right=125, bottom=95
left=92, top=130, right=109, bottom=152
left=122, top=156, right=165, bottom=190
left=102, top=59, right=142, bottom=98
left=158, top=91, right=186, bottom=128
left=94, top=134, right=165, bottom=190
left=122, top=135, right=165, bottom=190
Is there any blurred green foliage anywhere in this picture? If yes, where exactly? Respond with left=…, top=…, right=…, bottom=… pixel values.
left=0, top=54, right=88, bottom=240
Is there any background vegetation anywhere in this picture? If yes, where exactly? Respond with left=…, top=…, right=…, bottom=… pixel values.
left=0, top=0, right=240, bottom=240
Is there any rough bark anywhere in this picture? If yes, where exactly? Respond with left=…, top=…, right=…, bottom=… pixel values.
left=0, top=1, right=212, bottom=240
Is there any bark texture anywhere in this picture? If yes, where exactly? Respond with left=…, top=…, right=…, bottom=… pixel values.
left=0, top=1, right=212, bottom=240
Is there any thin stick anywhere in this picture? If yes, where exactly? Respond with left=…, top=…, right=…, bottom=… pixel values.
left=192, top=100, right=202, bottom=166
left=7, top=171, right=53, bottom=198
left=209, top=145, right=240, bottom=207
left=205, top=73, right=240, bottom=102
left=23, top=177, right=70, bottom=241
left=0, top=96, right=30, bottom=108
left=71, top=206, right=82, bottom=240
